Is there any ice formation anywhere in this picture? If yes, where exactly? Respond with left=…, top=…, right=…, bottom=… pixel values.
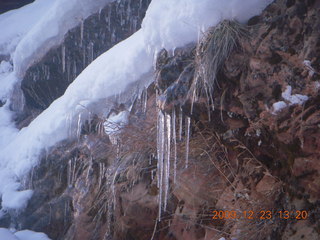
left=0, top=0, right=273, bottom=218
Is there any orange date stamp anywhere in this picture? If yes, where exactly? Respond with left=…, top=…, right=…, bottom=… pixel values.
left=212, top=210, right=308, bottom=220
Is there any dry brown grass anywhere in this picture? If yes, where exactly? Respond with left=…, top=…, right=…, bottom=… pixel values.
left=191, top=20, right=248, bottom=111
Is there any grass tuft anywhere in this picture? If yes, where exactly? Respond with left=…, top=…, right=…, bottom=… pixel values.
left=191, top=20, right=248, bottom=109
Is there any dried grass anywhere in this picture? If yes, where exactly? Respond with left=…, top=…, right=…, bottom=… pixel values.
left=191, top=20, right=248, bottom=110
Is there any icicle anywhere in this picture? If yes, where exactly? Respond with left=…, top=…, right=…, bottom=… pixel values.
left=64, top=200, right=68, bottom=225
left=67, top=61, right=70, bottom=82
left=132, top=19, right=137, bottom=32
left=164, top=113, right=171, bottom=211
left=116, top=139, right=121, bottom=158
left=153, top=49, right=159, bottom=70
left=156, top=90, right=160, bottom=185
left=112, top=172, right=117, bottom=211
left=98, top=8, right=102, bottom=21
left=76, top=113, right=82, bottom=140
left=179, top=107, right=183, bottom=141
left=62, top=45, right=66, bottom=73
left=185, top=117, right=191, bottom=169
left=67, top=159, right=72, bottom=187
left=80, top=20, right=84, bottom=46
left=83, top=47, right=86, bottom=68
left=151, top=169, right=155, bottom=180
left=126, top=0, right=131, bottom=22
left=88, top=111, right=92, bottom=132
left=143, top=87, right=148, bottom=113
left=149, top=154, right=152, bottom=165
left=89, top=41, right=94, bottom=63
left=106, top=201, right=113, bottom=238
left=191, top=87, right=196, bottom=114
left=67, top=157, right=76, bottom=187
left=72, top=157, right=77, bottom=186
left=157, top=110, right=165, bottom=220
left=29, top=166, right=35, bottom=189
left=108, top=7, right=111, bottom=30
left=111, top=29, right=116, bottom=42
left=65, top=112, right=71, bottom=137
left=172, top=109, right=177, bottom=183
left=170, top=47, right=176, bottom=57
left=73, top=60, right=77, bottom=78
left=98, top=162, right=105, bottom=190
left=156, top=109, right=160, bottom=187
left=49, top=204, right=52, bottom=224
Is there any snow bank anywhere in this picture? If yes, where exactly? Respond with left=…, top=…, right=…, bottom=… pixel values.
left=0, top=0, right=54, bottom=56
left=0, top=0, right=273, bottom=211
left=0, top=30, right=153, bottom=210
left=0, top=228, right=19, bottom=240
left=2, top=189, right=33, bottom=209
left=0, top=228, right=51, bottom=240
left=142, top=0, right=273, bottom=51
left=15, top=230, right=51, bottom=240
left=13, top=0, right=114, bottom=78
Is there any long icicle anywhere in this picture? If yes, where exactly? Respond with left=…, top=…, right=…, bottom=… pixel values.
left=164, top=113, right=171, bottom=211
left=62, top=45, right=66, bottom=73
left=143, top=87, right=148, bottom=113
left=185, top=117, right=191, bottom=169
left=172, top=108, right=177, bottom=184
left=179, top=107, right=183, bottom=141
left=157, top=110, right=165, bottom=220
left=156, top=90, right=160, bottom=190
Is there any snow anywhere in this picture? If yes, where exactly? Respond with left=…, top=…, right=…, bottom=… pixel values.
left=0, top=30, right=153, bottom=211
left=0, top=0, right=54, bottom=56
left=142, top=0, right=273, bottom=51
left=282, top=86, right=308, bottom=105
left=272, top=101, right=287, bottom=113
left=0, top=228, right=51, bottom=240
left=2, top=189, right=33, bottom=210
left=104, top=110, right=129, bottom=144
left=272, top=86, right=309, bottom=114
left=0, top=228, right=19, bottom=240
left=0, top=62, right=16, bottom=101
left=0, top=61, right=13, bottom=74
left=104, top=111, right=129, bottom=135
left=15, top=230, right=51, bottom=240
left=13, top=0, right=115, bottom=78
left=0, top=0, right=273, bottom=213
left=303, top=60, right=316, bottom=76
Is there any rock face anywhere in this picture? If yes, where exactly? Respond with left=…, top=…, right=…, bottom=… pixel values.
left=17, top=0, right=151, bottom=127
left=1, top=0, right=320, bottom=239
left=0, top=0, right=34, bottom=14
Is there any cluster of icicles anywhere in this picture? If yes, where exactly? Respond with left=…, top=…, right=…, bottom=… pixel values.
left=156, top=104, right=191, bottom=221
